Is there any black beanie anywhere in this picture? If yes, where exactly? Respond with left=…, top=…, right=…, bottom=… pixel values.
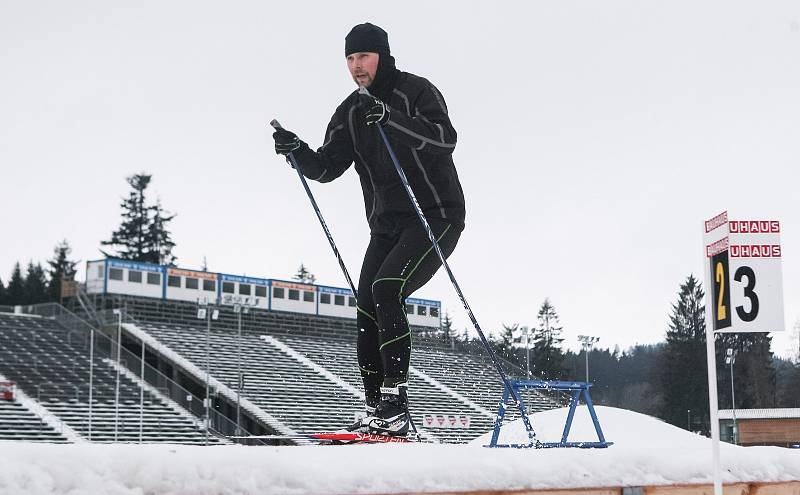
left=345, top=23, right=390, bottom=57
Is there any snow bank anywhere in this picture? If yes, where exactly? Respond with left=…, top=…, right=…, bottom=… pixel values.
left=471, top=404, right=720, bottom=449
left=2, top=407, right=798, bottom=495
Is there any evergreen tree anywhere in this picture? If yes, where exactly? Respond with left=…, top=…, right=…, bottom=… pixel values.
left=776, top=357, right=800, bottom=408
left=656, top=274, right=709, bottom=432
left=23, top=261, right=48, bottom=304
left=6, top=263, right=25, bottom=306
left=46, top=239, right=78, bottom=302
left=102, top=173, right=176, bottom=264
left=145, top=199, right=177, bottom=265
left=737, top=334, right=775, bottom=408
left=292, top=264, right=316, bottom=284
left=0, top=276, right=6, bottom=306
left=531, top=298, right=565, bottom=380
left=493, top=323, right=521, bottom=364
left=441, top=312, right=454, bottom=342
left=740, top=333, right=776, bottom=408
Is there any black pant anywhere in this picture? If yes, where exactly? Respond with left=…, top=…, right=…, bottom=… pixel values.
left=356, top=218, right=462, bottom=407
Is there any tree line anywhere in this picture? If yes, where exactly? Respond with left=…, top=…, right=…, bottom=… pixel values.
left=0, top=241, right=78, bottom=306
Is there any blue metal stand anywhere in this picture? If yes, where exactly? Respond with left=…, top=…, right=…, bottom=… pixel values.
left=486, top=380, right=613, bottom=449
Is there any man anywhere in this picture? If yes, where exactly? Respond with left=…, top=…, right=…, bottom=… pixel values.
left=273, top=23, right=465, bottom=436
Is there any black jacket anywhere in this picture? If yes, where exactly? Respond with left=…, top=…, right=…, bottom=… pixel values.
left=292, top=71, right=466, bottom=234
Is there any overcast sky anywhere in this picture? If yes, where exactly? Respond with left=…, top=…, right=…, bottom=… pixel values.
left=2, top=0, right=798, bottom=356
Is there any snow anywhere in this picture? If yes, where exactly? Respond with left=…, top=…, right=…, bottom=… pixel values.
left=2, top=406, right=798, bottom=495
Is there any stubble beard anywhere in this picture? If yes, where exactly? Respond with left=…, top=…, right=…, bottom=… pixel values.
left=353, top=73, right=373, bottom=88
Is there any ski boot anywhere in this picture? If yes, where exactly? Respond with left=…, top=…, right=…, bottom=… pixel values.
left=367, top=384, right=410, bottom=437
left=344, top=405, right=376, bottom=433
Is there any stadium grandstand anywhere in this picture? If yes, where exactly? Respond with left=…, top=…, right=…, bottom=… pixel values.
left=0, top=258, right=566, bottom=445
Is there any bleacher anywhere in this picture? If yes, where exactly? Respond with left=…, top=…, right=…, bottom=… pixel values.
left=101, top=296, right=359, bottom=342
left=140, top=321, right=364, bottom=435
left=0, top=312, right=224, bottom=444
left=111, top=295, right=562, bottom=443
left=0, top=398, right=69, bottom=442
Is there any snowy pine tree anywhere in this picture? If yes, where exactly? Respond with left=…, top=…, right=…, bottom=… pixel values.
left=46, top=239, right=78, bottom=302
left=146, top=199, right=176, bottom=265
left=716, top=332, right=776, bottom=409
left=656, top=274, right=708, bottom=432
left=102, top=173, right=176, bottom=264
left=6, top=263, right=25, bottom=306
left=292, top=264, right=316, bottom=284
left=0, top=276, right=6, bottom=306
left=441, top=312, right=454, bottom=342
left=531, top=298, right=565, bottom=380
left=23, top=261, right=48, bottom=304
left=493, top=323, right=519, bottom=362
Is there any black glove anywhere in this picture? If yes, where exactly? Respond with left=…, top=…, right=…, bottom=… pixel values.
left=273, top=128, right=301, bottom=155
left=358, top=94, right=390, bottom=126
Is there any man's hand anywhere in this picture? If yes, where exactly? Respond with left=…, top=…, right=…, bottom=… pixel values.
left=273, top=128, right=301, bottom=155
left=359, top=94, right=390, bottom=126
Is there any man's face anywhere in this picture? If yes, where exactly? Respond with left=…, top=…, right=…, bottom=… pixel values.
left=347, top=52, right=379, bottom=88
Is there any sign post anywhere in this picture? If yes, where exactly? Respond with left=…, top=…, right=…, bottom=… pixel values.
left=703, top=211, right=785, bottom=495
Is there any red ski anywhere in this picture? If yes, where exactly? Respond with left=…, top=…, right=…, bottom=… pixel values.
left=309, top=432, right=413, bottom=443
left=227, top=432, right=416, bottom=444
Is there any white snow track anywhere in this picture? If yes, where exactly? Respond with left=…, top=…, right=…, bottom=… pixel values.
left=2, top=406, right=799, bottom=495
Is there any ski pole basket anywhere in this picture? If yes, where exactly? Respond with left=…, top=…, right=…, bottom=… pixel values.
left=487, top=380, right=613, bottom=449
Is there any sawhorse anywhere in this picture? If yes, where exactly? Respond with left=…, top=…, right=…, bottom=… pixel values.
left=487, top=380, right=613, bottom=448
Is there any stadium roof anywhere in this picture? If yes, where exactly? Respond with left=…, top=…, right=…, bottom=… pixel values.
left=718, top=408, right=800, bottom=420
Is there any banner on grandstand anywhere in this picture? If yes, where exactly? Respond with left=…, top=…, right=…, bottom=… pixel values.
left=406, top=297, right=440, bottom=308
left=168, top=268, right=217, bottom=281
left=109, top=258, right=164, bottom=273
left=318, top=285, right=354, bottom=296
left=272, top=280, right=315, bottom=292
left=423, top=414, right=471, bottom=429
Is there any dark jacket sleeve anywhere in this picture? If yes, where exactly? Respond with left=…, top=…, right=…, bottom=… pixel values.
left=292, top=102, right=354, bottom=183
left=383, top=82, right=457, bottom=155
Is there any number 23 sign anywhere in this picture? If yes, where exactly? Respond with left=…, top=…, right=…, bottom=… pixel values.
left=704, top=211, right=785, bottom=333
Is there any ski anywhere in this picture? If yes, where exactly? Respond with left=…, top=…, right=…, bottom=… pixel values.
left=227, top=432, right=416, bottom=444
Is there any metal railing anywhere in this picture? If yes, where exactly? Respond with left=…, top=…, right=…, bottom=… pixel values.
left=11, top=303, right=266, bottom=444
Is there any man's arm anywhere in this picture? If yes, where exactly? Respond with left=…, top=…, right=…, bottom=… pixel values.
left=383, top=83, right=457, bottom=155
left=279, top=105, right=354, bottom=183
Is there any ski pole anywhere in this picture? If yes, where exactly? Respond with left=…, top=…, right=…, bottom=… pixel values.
left=359, top=87, right=536, bottom=440
left=270, top=119, right=358, bottom=299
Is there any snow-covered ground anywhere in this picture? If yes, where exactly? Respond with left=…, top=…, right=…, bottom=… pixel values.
left=2, top=406, right=798, bottom=495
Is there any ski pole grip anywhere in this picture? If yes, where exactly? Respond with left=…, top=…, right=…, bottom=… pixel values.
left=270, top=119, right=283, bottom=131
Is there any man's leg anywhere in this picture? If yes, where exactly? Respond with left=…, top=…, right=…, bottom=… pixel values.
left=355, top=233, right=395, bottom=410
left=368, top=219, right=462, bottom=434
